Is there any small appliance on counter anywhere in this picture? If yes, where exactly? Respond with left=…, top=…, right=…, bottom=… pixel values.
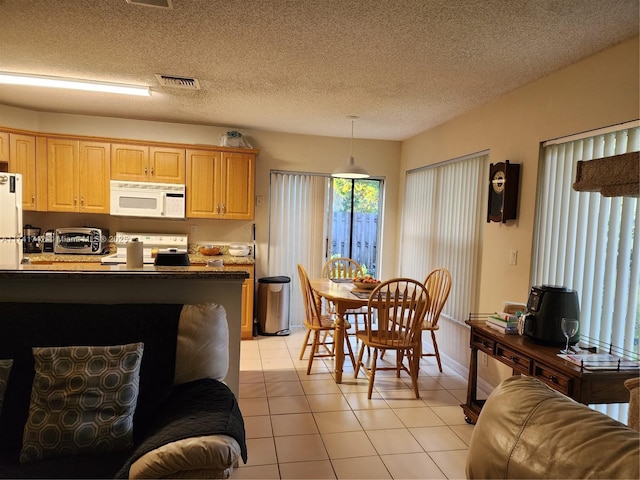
left=42, top=229, right=55, bottom=252
left=54, top=228, right=109, bottom=254
left=154, top=248, right=190, bottom=266
left=22, top=224, right=41, bottom=253
left=101, top=232, right=188, bottom=265
left=520, top=285, right=580, bottom=346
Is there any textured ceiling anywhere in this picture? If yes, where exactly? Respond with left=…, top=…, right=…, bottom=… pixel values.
left=0, top=0, right=637, bottom=140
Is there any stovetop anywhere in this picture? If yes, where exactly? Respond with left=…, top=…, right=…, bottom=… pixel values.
left=101, top=232, right=188, bottom=265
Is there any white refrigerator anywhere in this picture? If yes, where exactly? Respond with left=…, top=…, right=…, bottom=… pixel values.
left=0, top=172, right=23, bottom=266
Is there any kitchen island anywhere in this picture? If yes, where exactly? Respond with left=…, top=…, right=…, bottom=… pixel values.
left=0, top=264, right=248, bottom=396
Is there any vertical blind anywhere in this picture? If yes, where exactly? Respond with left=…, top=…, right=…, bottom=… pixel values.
left=268, top=172, right=329, bottom=326
left=534, top=124, right=640, bottom=421
left=400, top=153, right=487, bottom=323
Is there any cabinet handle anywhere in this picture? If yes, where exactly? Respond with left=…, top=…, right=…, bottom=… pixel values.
left=151, top=167, right=154, bottom=176
left=144, top=166, right=148, bottom=175
left=31, top=194, right=35, bottom=205
left=80, top=197, right=84, bottom=206
left=73, top=197, right=77, bottom=206
left=216, top=204, right=220, bottom=214
left=510, top=356, right=518, bottom=363
left=222, top=204, right=226, bottom=214
left=548, top=375, right=558, bottom=383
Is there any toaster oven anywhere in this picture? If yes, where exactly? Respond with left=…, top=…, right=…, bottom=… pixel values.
left=54, top=228, right=110, bottom=255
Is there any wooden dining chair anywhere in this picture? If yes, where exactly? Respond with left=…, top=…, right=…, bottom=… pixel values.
left=419, top=268, right=451, bottom=372
left=297, top=264, right=356, bottom=375
left=354, top=278, right=430, bottom=399
left=321, top=257, right=363, bottom=279
left=321, top=257, right=367, bottom=335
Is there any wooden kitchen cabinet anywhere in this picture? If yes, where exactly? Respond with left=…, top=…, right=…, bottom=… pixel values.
left=1, top=127, right=259, bottom=218
left=0, top=131, right=8, bottom=163
left=220, top=151, right=255, bottom=219
left=186, top=149, right=255, bottom=220
left=111, top=143, right=185, bottom=184
left=225, top=264, right=255, bottom=340
left=79, top=142, right=111, bottom=214
left=9, top=133, right=40, bottom=211
left=47, top=139, right=110, bottom=213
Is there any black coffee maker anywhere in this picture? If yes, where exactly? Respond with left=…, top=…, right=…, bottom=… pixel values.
left=520, top=285, right=580, bottom=346
left=23, top=224, right=41, bottom=253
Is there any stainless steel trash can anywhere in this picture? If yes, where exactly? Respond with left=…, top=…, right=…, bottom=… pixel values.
left=257, top=276, right=291, bottom=336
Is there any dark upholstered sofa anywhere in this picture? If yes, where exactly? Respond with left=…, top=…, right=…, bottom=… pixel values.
left=0, top=302, right=246, bottom=479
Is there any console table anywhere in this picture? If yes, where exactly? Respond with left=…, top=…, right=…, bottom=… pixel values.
left=462, top=320, right=638, bottom=424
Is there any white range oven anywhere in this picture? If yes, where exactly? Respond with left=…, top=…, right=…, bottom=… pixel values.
left=101, top=232, right=188, bottom=265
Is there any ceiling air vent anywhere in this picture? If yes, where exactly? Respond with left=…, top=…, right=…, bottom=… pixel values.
left=126, top=0, right=173, bottom=9
left=154, top=74, right=201, bottom=90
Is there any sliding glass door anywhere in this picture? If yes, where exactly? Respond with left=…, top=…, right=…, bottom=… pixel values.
left=327, top=178, right=382, bottom=277
left=268, top=173, right=383, bottom=326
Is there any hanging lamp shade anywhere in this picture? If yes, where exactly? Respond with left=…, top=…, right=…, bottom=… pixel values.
left=332, top=156, right=370, bottom=178
left=332, top=116, right=370, bottom=179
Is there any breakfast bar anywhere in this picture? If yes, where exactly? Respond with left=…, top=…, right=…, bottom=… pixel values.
left=0, top=264, right=248, bottom=396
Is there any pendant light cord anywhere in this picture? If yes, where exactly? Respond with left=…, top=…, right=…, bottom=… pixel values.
left=350, top=118, right=354, bottom=159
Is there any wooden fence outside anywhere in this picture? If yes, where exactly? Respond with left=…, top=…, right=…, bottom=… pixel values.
left=329, top=212, right=379, bottom=275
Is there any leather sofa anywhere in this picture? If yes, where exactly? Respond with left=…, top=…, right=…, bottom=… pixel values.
left=0, top=302, right=246, bottom=479
left=466, top=375, right=639, bottom=479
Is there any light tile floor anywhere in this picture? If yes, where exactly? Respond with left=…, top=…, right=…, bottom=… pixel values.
left=230, top=327, right=474, bottom=480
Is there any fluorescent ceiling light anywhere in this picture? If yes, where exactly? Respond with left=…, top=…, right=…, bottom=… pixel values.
left=0, top=72, right=151, bottom=97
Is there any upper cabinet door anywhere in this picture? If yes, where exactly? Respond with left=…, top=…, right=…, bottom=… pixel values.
left=79, top=141, right=110, bottom=214
left=111, top=143, right=149, bottom=182
left=186, top=149, right=220, bottom=218
left=111, top=144, right=185, bottom=184
left=9, top=133, right=37, bottom=211
left=47, top=139, right=79, bottom=212
left=149, top=147, right=185, bottom=184
left=186, top=149, right=255, bottom=220
left=0, top=131, right=9, bottom=164
left=220, top=152, right=255, bottom=220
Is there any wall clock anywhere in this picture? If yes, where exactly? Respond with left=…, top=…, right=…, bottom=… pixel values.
left=487, top=160, right=520, bottom=223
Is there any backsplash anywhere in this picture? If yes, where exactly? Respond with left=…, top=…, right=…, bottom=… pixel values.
left=22, top=211, right=255, bottom=245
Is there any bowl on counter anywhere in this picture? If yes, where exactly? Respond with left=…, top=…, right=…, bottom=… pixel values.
left=199, top=245, right=221, bottom=256
left=228, top=243, right=250, bottom=257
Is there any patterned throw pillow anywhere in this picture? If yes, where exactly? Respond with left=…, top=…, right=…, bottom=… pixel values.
left=20, top=342, right=144, bottom=463
left=0, top=359, right=13, bottom=415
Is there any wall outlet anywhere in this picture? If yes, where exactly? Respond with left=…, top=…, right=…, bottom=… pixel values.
left=190, top=225, right=198, bottom=236
left=509, top=249, right=518, bottom=265
left=256, top=195, right=264, bottom=207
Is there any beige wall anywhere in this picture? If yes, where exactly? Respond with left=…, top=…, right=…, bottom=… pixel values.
left=400, top=37, right=639, bottom=384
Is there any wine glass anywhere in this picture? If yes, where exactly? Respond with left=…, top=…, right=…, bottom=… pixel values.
left=561, top=318, right=579, bottom=354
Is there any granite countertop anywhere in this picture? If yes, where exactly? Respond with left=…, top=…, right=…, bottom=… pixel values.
left=24, top=251, right=255, bottom=266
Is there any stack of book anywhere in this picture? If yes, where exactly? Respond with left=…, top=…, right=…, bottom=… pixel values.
left=486, top=312, right=520, bottom=334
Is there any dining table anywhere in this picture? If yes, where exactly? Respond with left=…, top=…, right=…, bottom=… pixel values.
left=309, top=278, right=372, bottom=383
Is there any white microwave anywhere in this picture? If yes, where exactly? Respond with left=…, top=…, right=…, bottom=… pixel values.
left=110, top=181, right=185, bottom=219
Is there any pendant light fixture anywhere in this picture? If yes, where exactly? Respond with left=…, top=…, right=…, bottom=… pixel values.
left=332, top=116, right=370, bottom=179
